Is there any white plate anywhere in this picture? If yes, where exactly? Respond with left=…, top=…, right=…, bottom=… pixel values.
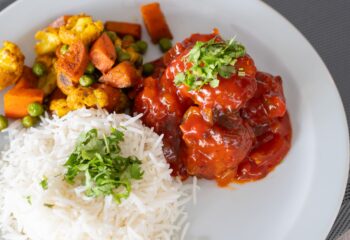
left=0, top=0, right=348, bottom=239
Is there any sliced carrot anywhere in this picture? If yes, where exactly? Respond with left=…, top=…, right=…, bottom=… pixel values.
left=100, top=61, right=140, bottom=88
left=90, top=32, right=116, bottom=73
left=49, top=15, right=71, bottom=28
left=56, top=41, right=89, bottom=83
left=14, top=66, right=39, bottom=89
left=4, top=88, right=44, bottom=118
left=105, top=21, right=141, bottom=39
left=140, top=2, right=173, bottom=43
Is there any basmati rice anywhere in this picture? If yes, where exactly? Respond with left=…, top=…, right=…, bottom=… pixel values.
left=0, top=108, right=192, bottom=240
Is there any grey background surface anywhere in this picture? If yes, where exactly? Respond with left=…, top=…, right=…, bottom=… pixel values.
left=0, top=0, right=349, bottom=239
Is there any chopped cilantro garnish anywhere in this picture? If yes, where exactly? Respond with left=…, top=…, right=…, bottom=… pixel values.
left=174, top=37, right=246, bottom=90
left=40, top=176, right=48, bottom=190
left=25, top=195, right=32, bottom=205
left=64, top=128, right=144, bottom=204
left=44, top=203, right=54, bottom=208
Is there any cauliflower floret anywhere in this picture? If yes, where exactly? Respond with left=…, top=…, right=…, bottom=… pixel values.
left=35, top=54, right=56, bottom=68
left=59, top=14, right=104, bottom=45
left=50, top=86, right=108, bottom=117
left=0, top=41, right=25, bottom=90
left=49, top=98, right=70, bottom=117
left=93, top=88, right=109, bottom=107
left=35, top=27, right=61, bottom=55
left=66, top=86, right=108, bottom=110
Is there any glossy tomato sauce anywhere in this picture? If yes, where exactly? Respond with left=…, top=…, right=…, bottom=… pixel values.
left=133, top=33, right=292, bottom=186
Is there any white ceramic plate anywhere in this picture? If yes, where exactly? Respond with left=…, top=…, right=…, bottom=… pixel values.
left=0, top=0, right=348, bottom=239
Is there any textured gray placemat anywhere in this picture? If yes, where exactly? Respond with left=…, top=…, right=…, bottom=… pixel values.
left=0, top=0, right=349, bottom=239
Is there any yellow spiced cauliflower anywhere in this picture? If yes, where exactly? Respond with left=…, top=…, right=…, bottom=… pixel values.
left=59, top=14, right=104, bottom=45
left=49, top=98, right=70, bottom=117
left=35, top=54, right=56, bottom=68
left=0, top=41, right=25, bottom=90
left=35, top=27, right=61, bottom=55
left=50, top=86, right=109, bottom=117
left=66, top=87, right=108, bottom=109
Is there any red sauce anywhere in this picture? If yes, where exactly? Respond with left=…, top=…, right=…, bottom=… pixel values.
left=133, top=33, right=292, bottom=185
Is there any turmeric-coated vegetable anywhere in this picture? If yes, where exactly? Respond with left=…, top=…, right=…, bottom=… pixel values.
left=89, top=32, right=116, bottom=73
left=140, top=2, right=173, bottom=43
left=56, top=41, right=89, bottom=85
left=49, top=88, right=69, bottom=117
left=4, top=88, right=44, bottom=118
left=100, top=61, right=139, bottom=88
left=59, top=14, right=104, bottom=45
left=49, top=98, right=70, bottom=117
left=35, top=27, right=61, bottom=55
left=105, top=21, right=141, bottom=39
left=65, top=86, right=109, bottom=110
left=0, top=41, right=25, bottom=90
left=35, top=54, right=56, bottom=69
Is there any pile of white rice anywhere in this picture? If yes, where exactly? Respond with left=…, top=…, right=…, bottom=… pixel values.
left=0, top=109, right=196, bottom=240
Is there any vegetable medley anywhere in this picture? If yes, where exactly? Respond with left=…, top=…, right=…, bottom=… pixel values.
left=0, top=2, right=173, bottom=130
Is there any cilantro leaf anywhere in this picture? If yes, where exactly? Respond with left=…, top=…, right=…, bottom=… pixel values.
left=129, top=163, right=144, bottom=180
left=64, top=128, right=144, bottom=204
left=40, top=176, right=48, bottom=190
left=174, top=37, right=246, bottom=90
left=25, top=195, right=32, bottom=205
left=44, top=203, right=54, bottom=208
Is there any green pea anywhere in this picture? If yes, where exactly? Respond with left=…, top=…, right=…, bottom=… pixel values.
left=60, top=44, right=69, bottom=55
left=32, top=62, right=47, bottom=77
left=79, top=75, right=96, bottom=87
left=118, top=51, right=131, bottom=62
left=159, top=38, right=172, bottom=53
left=142, top=63, right=155, bottom=77
left=27, top=102, right=44, bottom=117
left=22, top=116, right=38, bottom=128
left=85, top=62, right=95, bottom=74
left=116, top=47, right=130, bottom=62
left=132, top=40, right=148, bottom=54
left=123, top=35, right=135, bottom=43
left=0, top=115, right=8, bottom=131
left=105, top=31, right=117, bottom=43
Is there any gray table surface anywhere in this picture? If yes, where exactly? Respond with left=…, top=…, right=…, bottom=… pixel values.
left=0, top=0, right=349, bottom=239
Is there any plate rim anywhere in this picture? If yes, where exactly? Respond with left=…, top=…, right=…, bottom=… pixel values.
left=0, top=0, right=348, bottom=239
